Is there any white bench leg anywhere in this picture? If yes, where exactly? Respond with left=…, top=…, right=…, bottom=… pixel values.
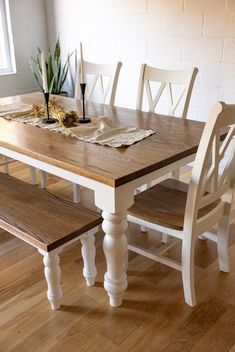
left=72, top=183, right=80, bottom=203
left=81, top=230, right=97, bottom=286
left=29, top=166, right=37, bottom=185
left=38, top=248, right=62, bottom=310
left=40, top=170, right=47, bottom=189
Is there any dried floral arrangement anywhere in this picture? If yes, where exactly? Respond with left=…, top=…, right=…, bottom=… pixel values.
left=31, top=98, right=79, bottom=127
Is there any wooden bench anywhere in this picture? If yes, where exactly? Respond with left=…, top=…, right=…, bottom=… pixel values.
left=0, top=173, right=102, bottom=310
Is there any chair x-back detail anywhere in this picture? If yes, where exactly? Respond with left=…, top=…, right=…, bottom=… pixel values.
left=128, top=102, right=235, bottom=307
left=137, top=64, right=198, bottom=118
left=75, top=60, right=122, bottom=106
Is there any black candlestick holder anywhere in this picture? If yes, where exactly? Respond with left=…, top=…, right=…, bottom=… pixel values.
left=79, top=83, right=91, bottom=123
left=42, top=91, right=56, bottom=124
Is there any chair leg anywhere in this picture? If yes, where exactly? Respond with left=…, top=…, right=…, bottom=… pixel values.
left=182, top=236, right=196, bottom=307
left=3, top=156, right=9, bottom=174
left=138, top=183, right=150, bottom=232
left=40, top=170, right=47, bottom=189
left=162, top=233, right=168, bottom=244
left=29, top=166, right=37, bottom=185
left=38, top=249, right=62, bottom=310
left=72, top=183, right=80, bottom=203
left=161, top=170, right=180, bottom=244
left=172, top=168, right=180, bottom=180
left=81, top=231, right=97, bottom=286
left=217, top=213, right=230, bottom=273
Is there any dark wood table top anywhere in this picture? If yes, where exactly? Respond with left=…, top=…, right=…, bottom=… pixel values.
left=0, top=92, right=205, bottom=187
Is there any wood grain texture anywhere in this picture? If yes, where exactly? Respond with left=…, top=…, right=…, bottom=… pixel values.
left=1, top=162, right=235, bottom=351
left=0, top=173, right=101, bottom=252
left=128, top=178, right=219, bottom=230
left=0, top=92, right=206, bottom=187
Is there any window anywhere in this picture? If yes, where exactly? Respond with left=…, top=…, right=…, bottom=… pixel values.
left=0, top=0, right=15, bottom=74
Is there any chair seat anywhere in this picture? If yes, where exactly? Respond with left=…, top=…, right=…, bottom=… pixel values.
left=128, top=178, right=219, bottom=231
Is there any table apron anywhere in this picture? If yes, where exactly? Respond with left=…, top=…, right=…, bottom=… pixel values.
left=0, top=146, right=195, bottom=212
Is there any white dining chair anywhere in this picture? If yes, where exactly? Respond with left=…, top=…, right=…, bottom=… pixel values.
left=137, top=64, right=198, bottom=176
left=75, top=60, right=122, bottom=105
left=40, top=59, right=123, bottom=203
left=136, top=64, right=198, bottom=236
left=137, top=64, right=198, bottom=117
left=127, top=102, right=235, bottom=307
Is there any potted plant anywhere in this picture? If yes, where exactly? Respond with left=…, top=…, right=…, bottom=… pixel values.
left=30, top=38, right=73, bottom=95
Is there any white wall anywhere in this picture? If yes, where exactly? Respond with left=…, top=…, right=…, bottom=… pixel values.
left=42, top=1, right=235, bottom=120
left=0, top=0, right=48, bottom=97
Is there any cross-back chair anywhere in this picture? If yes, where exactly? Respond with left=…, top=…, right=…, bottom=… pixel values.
left=138, top=64, right=198, bottom=179
left=136, top=64, right=198, bottom=236
left=75, top=60, right=122, bottom=106
left=137, top=64, right=198, bottom=118
left=40, top=60, right=122, bottom=202
left=128, top=102, right=235, bottom=307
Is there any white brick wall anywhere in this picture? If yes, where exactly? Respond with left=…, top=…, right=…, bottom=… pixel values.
left=46, top=0, right=235, bottom=121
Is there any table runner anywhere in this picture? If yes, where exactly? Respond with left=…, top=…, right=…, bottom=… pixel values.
left=0, top=103, right=155, bottom=148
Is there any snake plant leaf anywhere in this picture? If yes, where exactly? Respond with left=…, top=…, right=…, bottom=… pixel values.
left=31, top=38, right=73, bottom=94
left=49, top=76, right=55, bottom=94
left=59, top=52, right=73, bottom=90
left=54, top=38, right=61, bottom=66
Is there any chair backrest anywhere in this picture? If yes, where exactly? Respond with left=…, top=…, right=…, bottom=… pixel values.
left=136, top=64, right=198, bottom=118
left=184, top=102, right=235, bottom=234
left=74, top=60, right=122, bottom=106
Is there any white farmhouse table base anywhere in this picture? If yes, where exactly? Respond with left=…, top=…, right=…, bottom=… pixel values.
left=102, top=211, right=128, bottom=307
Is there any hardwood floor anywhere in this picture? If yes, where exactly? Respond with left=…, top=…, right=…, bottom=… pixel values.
left=1, top=162, right=235, bottom=351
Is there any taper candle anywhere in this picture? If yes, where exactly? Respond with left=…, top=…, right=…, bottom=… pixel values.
left=41, top=52, right=48, bottom=93
left=80, top=42, right=85, bottom=84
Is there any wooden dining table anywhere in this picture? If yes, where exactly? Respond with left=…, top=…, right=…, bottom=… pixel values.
left=0, top=92, right=205, bottom=307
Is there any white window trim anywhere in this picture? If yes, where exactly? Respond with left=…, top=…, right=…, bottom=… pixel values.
left=0, top=0, right=16, bottom=75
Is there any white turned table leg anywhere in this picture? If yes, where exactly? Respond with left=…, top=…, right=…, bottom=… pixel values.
left=81, top=231, right=97, bottom=286
left=29, top=166, right=37, bottom=185
left=39, top=249, right=62, bottom=310
left=102, top=211, right=128, bottom=307
left=72, top=183, right=80, bottom=203
left=40, top=170, right=47, bottom=189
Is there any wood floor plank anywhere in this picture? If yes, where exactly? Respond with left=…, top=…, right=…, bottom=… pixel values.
left=1, top=162, right=235, bottom=351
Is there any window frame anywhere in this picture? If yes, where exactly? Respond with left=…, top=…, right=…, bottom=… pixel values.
left=0, top=0, right=15, bottom=75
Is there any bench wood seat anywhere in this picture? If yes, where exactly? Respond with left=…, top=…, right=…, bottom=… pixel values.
left=0, top=173, right=102, bottom=310
left=0, top=173, right=102, bottom=252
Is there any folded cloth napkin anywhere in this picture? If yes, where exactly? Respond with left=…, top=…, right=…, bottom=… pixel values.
left=69, top=116, right=155, bottom=147
left=0, top=103, right=32, bottom=119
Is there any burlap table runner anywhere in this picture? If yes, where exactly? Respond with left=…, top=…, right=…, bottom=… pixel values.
left=0, top=103, right=155, bottom=148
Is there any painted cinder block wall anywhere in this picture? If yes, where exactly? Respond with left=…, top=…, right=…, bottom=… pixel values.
left=0, top=0, right=48, bottom=97
left=46, top=0, right=235, bottom=121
